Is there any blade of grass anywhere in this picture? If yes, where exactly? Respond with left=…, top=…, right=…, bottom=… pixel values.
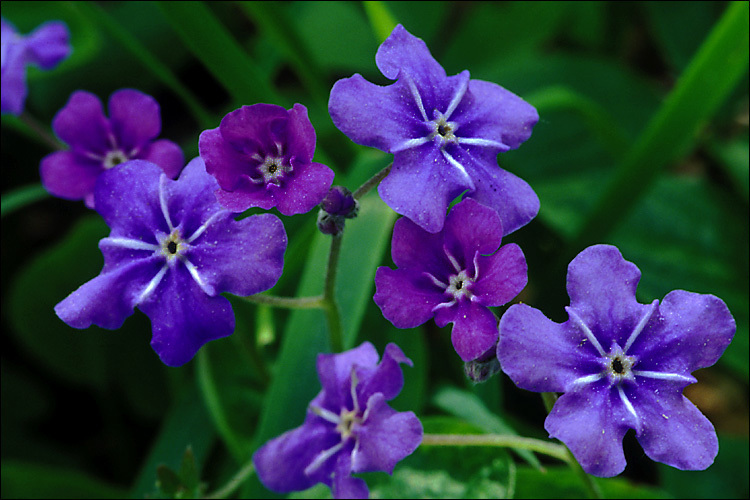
left=363, top=1, right=398, bottom=43
left=1, top=184, right=49, bottom=218
left=569, top=1, right=749, bottom=257
left=156, top=1, right=283, bottom=108
left=71, top=2, right=215, bottom=130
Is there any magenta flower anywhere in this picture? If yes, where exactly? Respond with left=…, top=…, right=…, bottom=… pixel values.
left=40, top=89, right=185, bottom=208
left=199, top=103, right=335, bottom=215
left=1, top=17, right=70, bottom=115
left=55, top=158, right=287, bottom=366
left=374, top=198, right=527, bottom=362
left=329, top=24, right=539, bottom=234
left=498, top=245, right=736, bottom=477
left=253, top=342, right=422, bottom=499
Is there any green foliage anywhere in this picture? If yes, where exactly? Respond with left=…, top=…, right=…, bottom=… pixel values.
left=1, top=1, right=747, bottom=499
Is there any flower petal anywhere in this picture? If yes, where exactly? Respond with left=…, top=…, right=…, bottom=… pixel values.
left=450, top=300, right=499, bottom=361
left=108, top=89, right=161, bottom=152
left=565, top=245, right=653, bottom=349
left=389, top=216, right=450, bottom=277
left=159, top=157, right=224, bottom=236
left=332, top=450, right=368, bottom=499
left=452, top=146, right=539, bottom=237
left=454, top=79, right=538, bottom=151
left=187, top=212, right=286, bottom=296
left=40, top=150, right=102, bottom=203
left=545, top=382, right=632, bottom=477
left=198, top=126, right=254, bottom=191
left=253, top=418, right=341, bottom=493
left=55, top=256, right=164, bottom=330
left=472, top=243, right=527, bottom=306
left=498, top=304, right=598, bottom=392
left=329, top=74, right=424, bottom=152
left=352, top=393, right=423, bottom=474
left=374, top=267, right=445, bottom=329
left=140, top=138, right=185, bottom=178
left=52, top=90, right=110, bottom=154
left=316, top=342, right=380, bottom=411
left=1, top=42, right=27, bottom=115
left=213, top=179, right=276, bottom=212
left=138, top=265, right=234, bottom=366
left=634, top=290, right=735, bottom=374
left=633, top=381, right=718, bottom=471
left=355, top=343, right=413, bottom=403
left=275, top=161, right=335, bottom=216
left=219, top=103, right=287, bottom=153
left=380, top=142, right=472, bottom=233
left=24, top=21, right=70, bottom=69
left=285, top=103, right=316, bottom=163
left=443, top=198, right=504, bottom=266
left=375, top=24, right=446, bottom=88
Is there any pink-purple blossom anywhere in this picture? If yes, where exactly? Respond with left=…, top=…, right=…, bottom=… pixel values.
left=40, top=89, right=185, bottom=208
left=1, top=17, right=70, bottom=115
left=199, top=103, right=335, bottom=216
left=253, top=342, right=423, bottom=499
left=374, top=198, right=527, bottom=362
left=329, top=24, right=539, bottom=234
left=498, top=244, right=736, bottom=477
left=55, top=157, right=287, bottom=367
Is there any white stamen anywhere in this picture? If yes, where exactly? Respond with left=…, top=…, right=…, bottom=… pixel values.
left=187, top=212, right=225, bottom=243
left=424, top=272, right=448, bottom=289
left=405, top=76, right=428, bottom=122
left=632, top=370, right=695, bottom=383
left=618, top=386, right=639, bottom=427
left=304, top=440, right=346, bottom=476
left=350, top=368, right=360, bottom=414
left=623, top=300, right=658, bottom=353
left=182, top=259, right=215, bottom=295
left=443, top=77, right=469, bottom=120
left=570, top=372, right=604, bottom=389
left=457, top=137, right=509, bottom=149
left=310, top=405, right=342, bottom=425
left=443, top=247, right=462, bottom=273
left=391, top=136, right=431, bottom=153
left=472, top=252, right=481, bottom=279
left=432, top=299, right=457, bottom=312
left=137, top=264, right=168, bottom=304
left=100, top=237, right=159, bottom=251
left=158, top=175, right=174, bottom=231
left=251, top=153, right=264, bottom=162
left=566, top=307, right=606, bottom=357
left=441, top=149, right=472, bottom=184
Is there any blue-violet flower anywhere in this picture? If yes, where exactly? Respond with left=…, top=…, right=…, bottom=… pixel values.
left=253, top=341, right=423, bottom=499
left=375, top=198, right=527, bottom=362
left=55, top=157, right=287, bottom=367
left=497, top=244, right=735, bottom=477
left=40, top=89, right=185, bottom=208
left=199, top=103, right=335, bottom=215
left=1, top=17, right=70, bottom=115
left=329, top=24, right=539, bottom=234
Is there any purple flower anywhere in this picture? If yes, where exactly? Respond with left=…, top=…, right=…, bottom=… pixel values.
left=253, top=341, right=423, bottom=499
left=1, top=17, right=70, bottom=115
left=40, top=89, right=185, bottom=208
left=374, top=198, right=527, bottom=362
left=199, top=103, right=335, bottom=215
left=497, top=245, right=736, bottom=477
left=329, top=24, right=539, bottom=234
left=54, top=157, right=287, bottom=367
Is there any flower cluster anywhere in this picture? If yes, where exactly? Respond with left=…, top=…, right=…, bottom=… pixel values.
left=1, top=17, right=70, bottom=115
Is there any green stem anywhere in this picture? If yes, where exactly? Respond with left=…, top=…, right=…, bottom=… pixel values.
left=353, top=162, right=392, bottom=200
left=542, top=393, right=603, bottom=499
left=204, top=458, right=255, bottom=499
left=421, top=433, right=570, bottom=464
left=19, top=111, right=63, bottom=150
left=323, top=234, right=345, bottom=352
left=238, top=293, right=324, bottom=309
left=1, top=184, right=50, bottom=218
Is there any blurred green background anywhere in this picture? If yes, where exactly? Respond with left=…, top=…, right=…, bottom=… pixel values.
left=1, top=1, right=747, bottom=498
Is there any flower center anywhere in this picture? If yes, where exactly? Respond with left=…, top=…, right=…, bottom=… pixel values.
left=335, top=408, right=362, bottom=440
left=160, top=230, right=186, bottom=260
left=103, top=149, right=129, bottom=169
left=604, top=344, right=637, bottom=384
left=447, top=270, right=473, bottom=300
left=431, top=112, right=459, bottom=146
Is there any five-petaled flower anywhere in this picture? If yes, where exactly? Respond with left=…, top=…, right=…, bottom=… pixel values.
left=40, top=88, right=185, bottom=208
left=199, top=103, right=335, bottom=216
left=55, top=157, right=287, bottom=367
left=329, top=24, right=539, bottom=234
left=497, top=244, right=735, bottom=477
left=1, top=17, right=70, bottom=115
left=253, top=341, right=423, bottom=499
left=374, top=198, right=527, bottom=362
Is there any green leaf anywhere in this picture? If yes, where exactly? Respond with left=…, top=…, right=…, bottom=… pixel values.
left=156, top=1, right=282, bottom=108
left=432, top=386, right=541, bottom=469
left=571, top=1, right=750, bottom=254
left=1, top=184, right=49, bottom=218
left=1, top=461, right=127, bottom=499
left=362, top=1, right=398, bottom=44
